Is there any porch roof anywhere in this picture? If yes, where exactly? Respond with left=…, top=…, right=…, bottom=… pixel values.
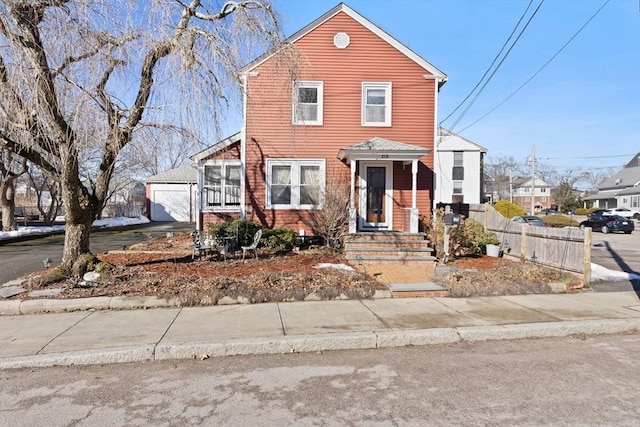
left=337, top=137, right=430, bottom=163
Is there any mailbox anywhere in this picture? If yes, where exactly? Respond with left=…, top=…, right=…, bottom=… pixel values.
left=443, top=213, right=460, bottom=226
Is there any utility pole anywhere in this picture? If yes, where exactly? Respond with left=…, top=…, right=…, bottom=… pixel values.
left=529, top=145, right=536, bottom=215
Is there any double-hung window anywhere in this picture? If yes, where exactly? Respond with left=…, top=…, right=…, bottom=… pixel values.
left=452, top=151, right=464, bottom=180
left=203, top=162, right=241, bottom=209
left=293, top=81, right=323, bottom=125
left=362, top=82, right=391, bottom=126
left=267, top=159, right=324, bottom=209
left=453, top=181, right=463, bottom=194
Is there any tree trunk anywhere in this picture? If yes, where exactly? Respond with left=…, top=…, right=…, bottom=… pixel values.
left=1, top=181, right=17, bottom=231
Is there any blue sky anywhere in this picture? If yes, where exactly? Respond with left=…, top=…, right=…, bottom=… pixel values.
left=270, top=0, right=640, bottom=174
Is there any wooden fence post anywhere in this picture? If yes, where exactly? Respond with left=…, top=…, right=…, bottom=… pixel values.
left=520, top=225, right=527, bottom=262
left=583, top=227, right=592, bottom=286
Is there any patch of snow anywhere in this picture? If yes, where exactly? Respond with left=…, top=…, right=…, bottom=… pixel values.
left=591, top=263, right=640, bottom=281
left=314, top=263, right=355, bottom=272
left=0, top=216, right=150, bottom=241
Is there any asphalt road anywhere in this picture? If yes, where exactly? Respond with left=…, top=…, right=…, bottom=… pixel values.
left=0, top=222, right=195, bottom=284
left=1, top=333, right=638, bottom=425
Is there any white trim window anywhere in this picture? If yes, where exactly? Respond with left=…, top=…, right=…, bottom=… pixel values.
left=453, top=181, right=463, bottom=195
left=293, top=81, right=323, bottom=125
left=362, top=82, right=391, bottom=126
left=267, top=159, right=325, bottom=209
left=203, top=161, right=241, bottom=210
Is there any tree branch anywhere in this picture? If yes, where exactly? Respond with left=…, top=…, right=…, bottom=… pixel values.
left=0, top=132, right=59, bottom=176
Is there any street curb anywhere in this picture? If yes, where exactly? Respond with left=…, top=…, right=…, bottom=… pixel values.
left=2, top=318, right=638, bottom=370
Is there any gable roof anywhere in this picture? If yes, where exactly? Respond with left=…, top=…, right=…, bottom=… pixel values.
left=241, top=3, right=447, bottom=84
left=511, top=176, right=550, bottom=188
left=624, top=152, right=640, bottom=168
left=146, top=164, right=197, bottom=184
left=437, top=128, right=487, bottom=152
left=598, top=165, right=640, bottom=190
left=190, top=132, right=241, bottom=162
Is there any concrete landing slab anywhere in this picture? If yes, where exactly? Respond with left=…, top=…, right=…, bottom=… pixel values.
left=278, top=300, right=387, bottom=335
left=0, top=286, right=26, bottom=298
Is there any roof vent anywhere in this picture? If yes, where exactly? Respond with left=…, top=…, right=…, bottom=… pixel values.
left=334, top=32, right=350, bottom=49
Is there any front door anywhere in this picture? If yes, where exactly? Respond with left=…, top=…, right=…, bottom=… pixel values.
left=360, top=162, right=392, bottom=230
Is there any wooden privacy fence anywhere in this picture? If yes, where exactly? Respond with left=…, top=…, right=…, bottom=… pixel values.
left=467, top=203, right=592, bottom=283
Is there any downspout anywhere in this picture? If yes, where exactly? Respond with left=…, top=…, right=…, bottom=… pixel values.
left=433, top=78, right=440, bottom=211
left=240, top=73, right=248, bottom=220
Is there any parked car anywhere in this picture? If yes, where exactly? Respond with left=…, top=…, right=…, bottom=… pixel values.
left=587, top=209, right=611, bottom=219
left=579, top=215, right=634, bottom=234
left=605, top=207, right=640, bottom=219
left=542, top=208, right=559, bottom=215
left=512, top=215, right=548, bottom=227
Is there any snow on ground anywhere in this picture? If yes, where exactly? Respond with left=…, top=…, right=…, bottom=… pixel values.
left=0, top=216, right=150, bottom=240
left=591, top=263, right=640, bottom=281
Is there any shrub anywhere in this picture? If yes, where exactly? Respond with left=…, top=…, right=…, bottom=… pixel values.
left=575, top=208, right=590, bottom=215
left=427, top=209, right=499, bottom=259
left=544, top=215, right=579, bottom=227
left=205, top=219, right=261, bottom=247
left=262, top=226, right=300, bottom=251
left=494, top=200, right=526, bottom=218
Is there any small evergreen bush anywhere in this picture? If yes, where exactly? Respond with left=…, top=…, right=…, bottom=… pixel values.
left=494, top=200, right=526, bottom=218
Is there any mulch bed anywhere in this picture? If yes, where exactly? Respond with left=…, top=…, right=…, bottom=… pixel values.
left=17, top=232, right=582, bottom=304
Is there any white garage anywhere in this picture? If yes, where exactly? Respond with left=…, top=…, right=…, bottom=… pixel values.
left=146, top=165, right=197, bottom=222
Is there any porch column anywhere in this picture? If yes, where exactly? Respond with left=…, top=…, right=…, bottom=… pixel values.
left=410, top=159, right=419, bottom=233
left=349, top=159, right=357, bottom=233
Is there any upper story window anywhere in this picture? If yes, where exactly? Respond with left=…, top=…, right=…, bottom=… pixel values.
left=452, top=151, right=464, bottom=180
left=267, top=159, right=325, bottom=209
left=203, top=161, right=241, bottom=210
left=453, top=181, right=463, bottom=194
left=293, top=81, right=323, bottom=125
left=362, top=82, right=391, bottom=126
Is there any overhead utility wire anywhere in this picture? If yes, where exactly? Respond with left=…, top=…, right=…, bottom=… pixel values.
left=457, top=0, right=611, bottom=134
left=447, top=0, right=545, bottom=133
left=439, top=0, right=535, bottom=125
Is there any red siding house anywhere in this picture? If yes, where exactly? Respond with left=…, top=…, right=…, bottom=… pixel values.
left=192, top=3, right=446, bottom=249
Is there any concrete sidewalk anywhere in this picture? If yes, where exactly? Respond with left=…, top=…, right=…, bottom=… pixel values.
left=1, top=292, right=640, bottom=370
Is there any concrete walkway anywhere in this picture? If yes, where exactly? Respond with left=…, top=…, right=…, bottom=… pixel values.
left=1, top=292, right=639, bottom=369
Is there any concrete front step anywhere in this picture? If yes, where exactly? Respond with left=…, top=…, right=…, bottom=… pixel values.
left=387, top=283, right=450, bottom=298
left=345, top=240, right=431, bottom=249
left=346, top=249, right=434, bottom=258
left=344, top=232, right=427, bottom=241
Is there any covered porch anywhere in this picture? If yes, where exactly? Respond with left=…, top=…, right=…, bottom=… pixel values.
left=337, top=137, right=430, bottom=234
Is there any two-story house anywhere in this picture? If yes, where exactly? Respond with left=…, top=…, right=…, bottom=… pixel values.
left=511, top=176, right=553, bottom=213
left=434, top=128, right=487, bottom=205
left=583, top=153, right=640, bottom=210
left=192, top=3, right=446, bottom=258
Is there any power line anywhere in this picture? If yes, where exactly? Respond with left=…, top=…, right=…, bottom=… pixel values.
left=439, top=0, right=536, bottom=125
left=446, top=0, right=545, bottom=133
left=544, top=153, right=635, bottom=160
left=457, top=0, right=611, bottom=134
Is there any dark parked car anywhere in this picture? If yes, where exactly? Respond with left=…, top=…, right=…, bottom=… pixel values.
left=512, top=215, right=548, bottom=227
left=579, top=215, right=634, bottom=234
left=542, top=208, right=559, bottom=215
left=587, top=209, right=611, bottom=219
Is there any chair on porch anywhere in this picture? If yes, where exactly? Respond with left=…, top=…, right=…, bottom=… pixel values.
left=241, top=229, right=262, bottom=261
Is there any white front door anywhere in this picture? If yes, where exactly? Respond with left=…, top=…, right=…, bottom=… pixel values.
left=359, top=162, right=392, bottom=230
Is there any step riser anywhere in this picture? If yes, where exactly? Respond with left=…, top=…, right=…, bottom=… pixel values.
left=391, top=290, right=450, bottom=298
left=345, top=235, right=426, bottom=242
left=345, top=241, right=431, bottom=249
left=346, top=250, right=432, bottom=257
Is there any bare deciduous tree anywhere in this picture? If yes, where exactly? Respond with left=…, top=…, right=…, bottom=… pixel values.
left=307, top=169, right=351, bottom=247
left=0, top=0, right=284, bottom=271
left=0, top=148, right=27, bottom=231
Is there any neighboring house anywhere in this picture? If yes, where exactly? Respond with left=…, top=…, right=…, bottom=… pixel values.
left=192, top=3, right=447, bottom=237
left=583, top=153, right=640, bottom=210
left=434, top=128, right=487, bottom=205
left=511, top=176, right=553, bottom=213
left=145, top=164, right=197, bottom=222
